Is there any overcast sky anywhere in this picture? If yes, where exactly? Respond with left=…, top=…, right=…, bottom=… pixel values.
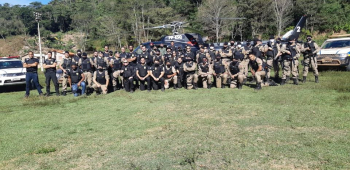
left=0, top=0, right=50, bottom=5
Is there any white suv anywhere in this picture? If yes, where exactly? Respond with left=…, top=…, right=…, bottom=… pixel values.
left=317, top=37, right=350, bottom=71
left=0, top=58, right=26, bottom=86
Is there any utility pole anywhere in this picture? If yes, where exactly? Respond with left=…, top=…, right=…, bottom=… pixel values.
left=34, top=12, right=43, bottom=72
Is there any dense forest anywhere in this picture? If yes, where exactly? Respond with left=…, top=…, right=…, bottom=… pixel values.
left=0, top=0, right=350, bottom=51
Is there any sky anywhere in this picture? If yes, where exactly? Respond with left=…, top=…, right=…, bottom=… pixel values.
left=0, top=0, right=50, bottom=5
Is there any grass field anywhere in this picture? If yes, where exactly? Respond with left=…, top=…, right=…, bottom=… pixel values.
left=0, top=70, right=350, bottom=169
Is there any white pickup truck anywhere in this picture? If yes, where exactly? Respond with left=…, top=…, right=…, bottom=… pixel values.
left=317, top=37, right=350, bottom=71
left=0, top=58, right=26, bottom=86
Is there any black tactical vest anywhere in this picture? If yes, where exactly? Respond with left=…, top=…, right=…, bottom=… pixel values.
left=199, top=63, right=209, bottom=73
left=213, top=60, right=225, bottom=74
left=96, top=71, right=107, bottom=85
left=81, top=58, right=91, bottom=72
left=70, top=69, right=82, bottom=83
left=164, top=66, right=174, bottom=77
left=229, top=61, right=240, bottom=75
left=197, top=53, right=207, bottom=64
left=123, top=65, right=133, bottom=78
left=63, top=58, right=72, bottom=69
left=112, top=58, right=122, bottom=70
left=44, top=58, right=56, bottom=73
left=137, top=64, right=148, bottom=77
left=152, top=66, right=163, bottom=77
left=234, top=49, right=244, bottom=61
left=96, top=57, right=106, bottom=68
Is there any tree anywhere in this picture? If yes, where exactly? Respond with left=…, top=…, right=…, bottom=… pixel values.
left=197, top=0, right=236, bottom=43
left=273, top=0, right=293, bottom=37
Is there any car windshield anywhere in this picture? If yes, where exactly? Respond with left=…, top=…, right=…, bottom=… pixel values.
left=322, top=40, right=350, bottom=49
left=0, top=61, right=23, bottom=69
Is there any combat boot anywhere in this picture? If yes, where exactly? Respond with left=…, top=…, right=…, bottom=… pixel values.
left=238, top=83, right=242, bottom=89
left=286, top=76, right=290, bottom=83
left=173, top=85, right=178, bottom=90
left=293, top=78, right=299, bottom=85
left=62, top=91, right=67, bottom=96
left=315, top=76, right=319, bottom=83
left=113, top=86, right=118, bottom=92
left=208, top=84, right=212, bottom=89
left=221, top=83, right=225, bottom=88
left=193, top=83, right=198, bottom=90
left=281, top=79, right=286, bottom=85
left=302, top=76, right=306, bottom=83
left=255, top=83, right=262, bottom=90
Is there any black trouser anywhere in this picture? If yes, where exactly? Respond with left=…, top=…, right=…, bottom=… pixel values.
left=177, top=73, right=186, bottom=88
left=123, top=77, right=134, bottom=92
left=138, top=76, right=151, bottom=91
left=152, top=77, right=165, bottom=90
left=45, top=71, right=59, bottom=94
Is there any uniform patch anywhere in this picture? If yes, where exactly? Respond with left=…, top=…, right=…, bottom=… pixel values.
left=144, top=66, right=146, bottom=69
left=50, top=61, right=53, bottom=64
left=125, top=68, right=127, bottom=71
left=76, top=73, right=79, bottom=75
left=155, top=68, right=157, bottom=70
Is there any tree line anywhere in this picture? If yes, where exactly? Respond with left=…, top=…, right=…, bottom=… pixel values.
left=0, top=0, right=350, bottom=51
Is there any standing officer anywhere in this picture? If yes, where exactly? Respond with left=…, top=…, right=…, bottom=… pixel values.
left=233, top=42, right=246, bottom=62
left=219, top=42, right=233, bottom=67
left=121, top=60, right=135, bottom=93
left=249, top=53, right=265, bottom=90
left=59, top=51, right=73, bottom=96
left=149, top=59, right=165, bottom=91
left=198, top=57, right=213, bottom=89
left=119, top=47, right=128, bottom=59
left=153, top=50, right=164, bottom=66
left=93, top=66, right=109, bottom=94
left=175, top=57, right=185, bottom=88
left=67, top=63, right=86, bottom=97
left=43, top=51, right=59, bottom=96
left=163, top=47, right=173, bottom=63
left=228, top=56, right=245, bottom=89
left=23, top=51, right=43, bottom=98
left=109, top=52, right=123, bottom=91
left=169, top=41, right=177, bottom=52
left=280, top=36, right=300, bottom=85
left=73, top=50, right=81, bottom=65
left=208, top=43, right=217, bottom=64
left=136, top=57, right=151, bottom=91
left=196, top=47, right=211, bottom=64
left=184, top=46, right=195, bottom=61
left=301, top=35, right=320, bottom=83
left=251, top=38, right=265, bottom=60
left=78, top=52, right=93, bottom=93
left=158, top=43, right=166, bottom=56
left=273, top=38, right=283, bottom=81
left=163, top=60, right=177, bottom=89
left=95, top=51, right=109, bottom=70
left=264, top=36, right=280, bottom=83
left=183, top=56, right=198, bottom=90
left=91, top=51, right=98, bottom=73
left=103, top=45, right=110, bottom=57
left=139, top=46, right=153, bottom=67
left=213, top=54, right=228, bottom=88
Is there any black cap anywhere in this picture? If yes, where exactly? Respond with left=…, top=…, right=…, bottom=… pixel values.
left=114, top=51, right=119, bottom=54
left=65, top=51, right=69, bottom=54
left=71, top=63, right=77, bottom=66
left=269, top=35, right=275, bottom=39
left=166, top=47, right=171, bottom=50
left=307, top=35, right=312, bottom=38
left=224, top=42, right=228, bottom=45
left=77, top=50, right=81, bottom=53
left=82, top=52, right=87, bottom=56
left=237, top=41, right=241, bottom=45
left=210, top=43, right=214, bottom=46
left=289, top=35, right=296, bottom=41
left=109, top=51, right=113, bottom=55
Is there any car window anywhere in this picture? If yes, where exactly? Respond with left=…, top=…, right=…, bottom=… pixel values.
left=322, top=40, right=350, bottom=49
left=0, top=61, right=23, bottom=69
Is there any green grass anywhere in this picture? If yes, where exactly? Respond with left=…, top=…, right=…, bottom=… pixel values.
left=0, top=71, right=349, bottom=169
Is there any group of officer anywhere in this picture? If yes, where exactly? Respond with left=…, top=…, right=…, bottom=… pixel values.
left=25, top=35, right=320, bottom=97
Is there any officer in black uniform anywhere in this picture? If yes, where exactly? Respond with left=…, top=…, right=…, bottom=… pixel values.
left=139, top=46, right=153, bottom=67
left=120, top=47, right=128, bottom=59
left=184, top=46, right=195, bottom=61
left=169, top=41, right=177, bottom=52
left=59, top=51, right=73, bottom=96
left=163, top=47, right=172, bottom=64
left=213, top=54, right=228, bottom=88
left=136, top=57, right=151, bottom=91
left=78, top=52, right=93, bottom=94
left=73, top=50, right=81, bottom=65
left=43, top=51, right=59, bottom=96
left=149, top=59, right=165, bottom=91
left=208, top=43, right=217, bottom=64
left=152, top=50, right=164, bottom=66
left=103, top=45, right=110, bottom=57
left=23, top=51, right=43, bottom=98
left=67, top=63, right=86, bottom=97
left=109, top=51, right=123, bottom=91
left=90, top=51, right=98, bottom=73
left=95, top=51, right=109, bottom=70
left=127, top=45, right=138, bottom=66
left=121, top=60, right=135, bottom=93
left=175, top=57, right=185, bottom=88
